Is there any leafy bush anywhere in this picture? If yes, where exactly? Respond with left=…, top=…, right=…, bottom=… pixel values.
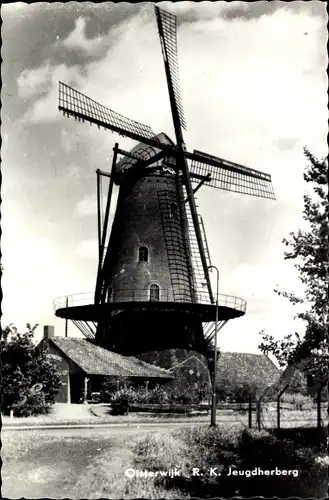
left=100, top=379, right=209, bottom=407
left=236, top=428, right=326, bottom=497
left=13, top=392, right=50, bottom=417
left=216, top=378, right=265, bottom=403
left=285, top=370, right=308, bottom=395
left=1, top=324, right=60, bottom=417
left=100, top=375, right=133, bottom=402
left=281, top=392, right=313, bottom=410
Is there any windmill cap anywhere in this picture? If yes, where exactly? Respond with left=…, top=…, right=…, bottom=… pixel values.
left=116, top=132, right=175, bottom=172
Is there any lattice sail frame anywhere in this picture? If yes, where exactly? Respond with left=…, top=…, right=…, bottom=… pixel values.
left=155, top=7, right=187, bottom=131
left=188, top=150, right=276, bottom=200
left=58, top=82, right=163, bottom=148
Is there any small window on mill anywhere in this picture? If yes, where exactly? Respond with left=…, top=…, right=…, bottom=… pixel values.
left=139, top=246, right=148, bottom=262
left=170, top=202, right=179, bottom=220
left=150, top=284, right=160, bottom=301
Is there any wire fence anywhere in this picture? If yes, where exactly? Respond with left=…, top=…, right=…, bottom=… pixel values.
left=251, top=400, right=328, bottom=430
left=111, top=401, right=328, bottom=430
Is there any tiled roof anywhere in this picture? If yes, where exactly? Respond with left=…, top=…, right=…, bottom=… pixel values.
left=49, top=337, right=172, bottom=378
left=216, top=351, right=281, bottom=387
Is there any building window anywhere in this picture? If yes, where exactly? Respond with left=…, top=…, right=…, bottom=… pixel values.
left=150, top=284, right=160, bottom=301
left=139, top=246, right=148, bottom=262
left=170, top=202, right=179, bottom=220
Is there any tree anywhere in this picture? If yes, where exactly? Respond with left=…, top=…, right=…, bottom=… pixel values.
left=1, top=324, right=61, bottom=416
left=259, top=148, right=328, bottom=383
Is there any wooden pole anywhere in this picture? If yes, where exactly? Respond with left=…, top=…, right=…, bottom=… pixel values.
left=248, top=397, right=252, bottom=428
left=67, top=371, right=71, bottom=404
left=256, top=398, right=261, bottom=431
left=277, top=385, right=289, bottom=430
left=317, top=385, right=322, bottom=428
left=208, top=266, right=219, bottom=427
left=277, top=395, right=280, bottom=429
left=94, top=144, right=118, bottom=305
left=84, top=376, right=89, bottom=404
left=64, top=296, right=68, bottom=337
left=96, top=169, right=102, bottom=264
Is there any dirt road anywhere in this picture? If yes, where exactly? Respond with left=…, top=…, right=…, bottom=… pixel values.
left=2, top=423, right=200, bottom=498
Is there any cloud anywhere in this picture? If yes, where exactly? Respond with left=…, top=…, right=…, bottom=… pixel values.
left=60, top=16, right=105, bottom=56
left=20, top=3, right=327, bottom=159
left=76, top=239, right=98, bottom=259
left=75, top=196, right=98, bottom=216
left=75, top=187, right=118, bottom=217
left=20, top=63, right=85, bottom=123
left=17, top=62, right=52, bottom=100
left=60, top=128, right=75, bottom=153
left=274, top=137, right=299, bottom=152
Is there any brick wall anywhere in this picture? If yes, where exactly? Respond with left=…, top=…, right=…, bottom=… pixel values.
left=103, top=169, right=193, bottom=302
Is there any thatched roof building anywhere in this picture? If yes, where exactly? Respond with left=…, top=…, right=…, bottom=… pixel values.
left=216, top=351, right=280, bottom=388
left=137, top=349, right=281, bottom=401
left=40, top=329, right=172, bottom=403
left=49, top=337, right=171, bottom=378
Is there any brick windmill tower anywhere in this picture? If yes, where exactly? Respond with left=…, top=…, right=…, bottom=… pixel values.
left=55, top=6, right=275, bottom=359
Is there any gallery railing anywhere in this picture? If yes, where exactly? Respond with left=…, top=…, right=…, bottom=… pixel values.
left=53, top=289, right=247, bottom=313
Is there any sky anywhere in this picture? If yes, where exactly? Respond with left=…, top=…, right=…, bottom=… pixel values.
left=1, top=1, right=328, bottom=352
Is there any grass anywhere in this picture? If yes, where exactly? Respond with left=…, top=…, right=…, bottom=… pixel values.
left=72, top=432, right=186, bottom=499
left=2, top=428, right=186, bottom=499
left=130, top=425, right=329, bottom=498
left=3, top=423, right=327, bottom=498
left=2, top=429, right=121, bottom=498
left=4, top=402, right=326, bottom=429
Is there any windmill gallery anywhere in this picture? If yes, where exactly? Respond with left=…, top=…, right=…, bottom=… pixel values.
left=53, top=6, right=276, bottom=393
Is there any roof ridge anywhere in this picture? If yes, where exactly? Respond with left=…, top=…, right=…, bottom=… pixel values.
left=170, top=354, right=208, bottom=371
left=127, top=355, right=171, bottom=374
left=47, top=337, right=172, bottom=378
left=220, top=351, right=264, bottom=356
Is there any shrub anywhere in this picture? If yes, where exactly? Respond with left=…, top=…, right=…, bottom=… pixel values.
left=100, top=379, right=210, bottom=407
left=13, top=392, right=50, bottom=418
left=109, top=388, right=133, bottom=415
left=146, top=385, right=170, bottom=404
left=285, top=370, right=308, bottom=395
left=1, top=324, right=60, bottom=417
left=281, top=392, right=313, bottom=410
left=100, top=375, right=133, bottom=402
left=216, top=378, right=266, bottom=403
left=236, top=428, right=326, bottom=497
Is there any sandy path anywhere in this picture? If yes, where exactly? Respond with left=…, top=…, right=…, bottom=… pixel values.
left=2, top=429, right=142, bottom=499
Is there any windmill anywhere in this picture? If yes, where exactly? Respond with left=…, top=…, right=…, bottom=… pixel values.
left=55, top=6, right=275, bottom=358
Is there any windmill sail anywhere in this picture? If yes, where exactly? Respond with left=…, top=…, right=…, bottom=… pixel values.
left=155, top=7, right=187, bottom=132
left=183, top=187, right=212, bottom=304
left=58, top=82, right=164, bottom=149
left=187, top=150, right=275, bottom=200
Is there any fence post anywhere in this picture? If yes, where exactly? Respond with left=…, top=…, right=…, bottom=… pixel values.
left=277, top=384, right=289, bottom=430
left=256, top=398, right=261, bottom=431
left=277, top=395, right=280, bottom=429
left=248, top=397, right=252, bottom=428
left=65, top=296, right=68, bottom=337
left=317, top=385, right=323, bottom=428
